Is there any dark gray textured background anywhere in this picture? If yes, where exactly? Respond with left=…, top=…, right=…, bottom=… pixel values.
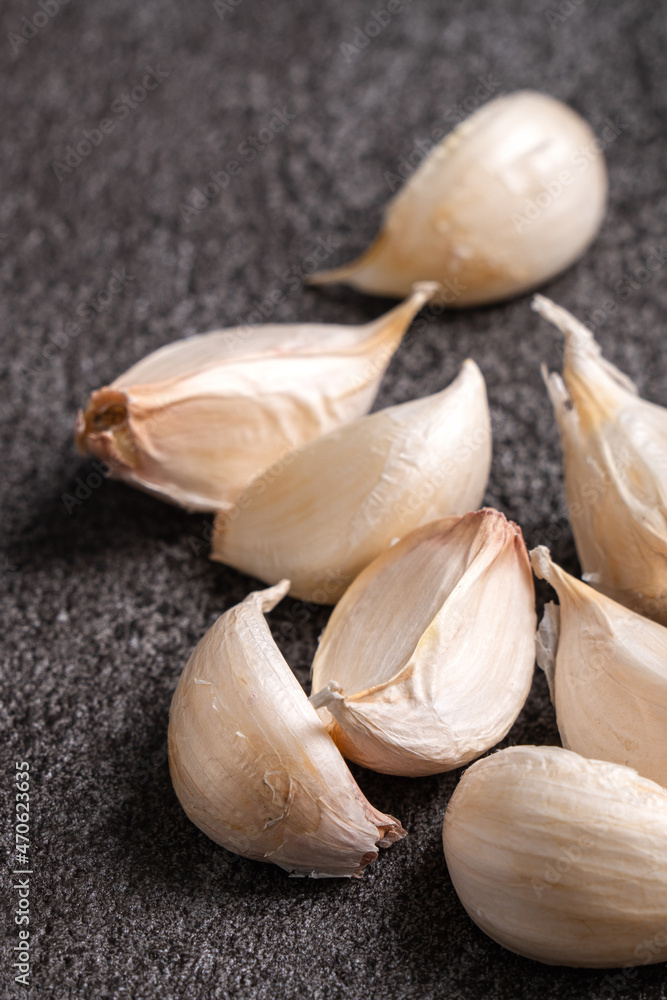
left=2, top=0, right=666, bottom=997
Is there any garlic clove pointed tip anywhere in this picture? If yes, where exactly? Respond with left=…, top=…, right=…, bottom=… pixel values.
left=532, top=294, right=596, bottom=356
left=529, top=544, right=554, bottom=581
left=535, top=295, right=639, bottom=398
left=304, top=261, right=361, bottom=288
left=247, top=578, right=291, bottom=614
left=309, top=680, right=343, bottom=711
left=410, top=280, right=442, bottom=301
left=362, top=282, right=440, bottom=340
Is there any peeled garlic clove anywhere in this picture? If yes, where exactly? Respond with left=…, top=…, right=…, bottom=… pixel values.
left=168, top=580, right=405, bottom=878
left=75, top=283, right=438, bottom=512
left=308, top=92, right=607, bottom=306
left=211, top=359, right=491, bottom=603
left=531, top=545, right=667, bottom=786
left=535, top=294, right=667, bottom=624
left=310, top=509, right=536, bottom=776
left=443, top=745, right=667, bottom=967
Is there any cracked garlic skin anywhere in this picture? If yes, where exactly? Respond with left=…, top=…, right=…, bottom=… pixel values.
left=536, top=294, right=667, bottom=624
left=75, top=283, right=438, bottom=512
left=308, top=92, right=607, bottom=306
left=211, top=359, right=491, bottom=604
left=443, top=745, right=667, bottom=968
left=168, top=580, right=405, bottom=878
left=531, top=545, right=667, bottom=787
left=310, top=510, right=536, bottom=776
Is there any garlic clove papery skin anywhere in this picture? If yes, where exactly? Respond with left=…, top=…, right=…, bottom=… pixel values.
left=309, top=509, right=536, bottom=776
left=211, top=359, right=491, bottom=604
left=75, top=283, right=439, bottom=512
left=531, top=545, right=667, bottom=787
left=442, top=745, right=667, bottom=968
left=167, top=580, right=406, bottom=878
left=535, top=294, right=667, bottom=625
left=308, top=92, right=607, bottom=307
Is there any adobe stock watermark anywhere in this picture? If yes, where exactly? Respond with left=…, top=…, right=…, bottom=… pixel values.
left=545, top=0, right=585, bottom=30
left=0, top=555, right=19, bottom=580
left=61, top=459, right=112, bottom=515
left=12, top=761, right=32, bottom=989
left=340, top=0, right=415, bottom=63
left=62, top=402, right=179, bottom=515
left=255, top=234, right=342, bottom=304
left=383, top=74, right=502, bottom=191
left=591, top=926, right=667, bottom=997
left=581, top=244, right=667, bottom=332
left=213, top=0, right=244, bottom=19
left=531, top=797, right=629, bottom=900
left=512, top=116, right=628, bottom=232
left=179, top=105, right=297, bottom=224
left=533, top=437, right=635, bottom=550
left=7, top=0, right=69, bottom=56
left=395, top=423, right=491, bottom=524
left=228, top=234, right=342, bottom=330
left=51, top=65, right=170, bottom=182
left=21, top=267, right=134, bottom=379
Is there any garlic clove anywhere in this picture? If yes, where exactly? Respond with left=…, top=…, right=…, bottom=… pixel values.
left=531, top=545, right=667, bottom=787
left=75, top=283, right=439, bottom=512
left=309, top=509, right=536, bottom=776
left=211, top=359, right=491, bottom=604
left=535, top=294, right=667, bottom=624
left=443, top=745, right=667, bottom=967
left=308, top=92, right=607, bottom=307
left=168, top=580, right=406, bottom=878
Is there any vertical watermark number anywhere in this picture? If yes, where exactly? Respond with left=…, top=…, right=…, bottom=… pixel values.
left=12, top=762, right=31, bottom=989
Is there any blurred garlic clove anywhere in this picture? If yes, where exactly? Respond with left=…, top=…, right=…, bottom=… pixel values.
left=75, top=283, right=438, bottom=512
left=308, top=92, right=607, bottom=307
left=309, top=509, right=536, bottom=776
left=535, top=294, right=667, bottom=624
left=531, top=545, right=667, bottom=786
left=443, top=745, right=667, bottom=967
left=168, top=580, right=405, bottom=878
left=211, top=360, right=491, bottom=604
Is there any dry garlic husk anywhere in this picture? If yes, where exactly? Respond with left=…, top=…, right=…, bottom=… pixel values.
left=531, top=545, right=667, bottom=786
left=308, top=92, right=607, bottom=306
left=443, top=745, right=667, bottom=968
left=75, top=283, right=438, bottom=512
left=211, top=360, right=491, bottom=604
left=309, top=510, right=536, bottom=776
left=168, top=580, right=405, bottom=878
left=536, top=294, right=667, bottom=624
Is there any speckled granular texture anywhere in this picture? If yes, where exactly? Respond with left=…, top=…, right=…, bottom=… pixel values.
left=1, top=0, right=666, bottom=997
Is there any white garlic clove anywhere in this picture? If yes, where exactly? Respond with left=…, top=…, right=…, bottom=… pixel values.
left=443, top=745, right=667, bottom=967
left=75, top=283, right=439, bottom=512
left=309, top=510, right=536, bottom=776
left=308, top=92, right=607, bottom=307
left=535, top=294, right=667, bottom=624
left=168, top=580, right=406, bottom=878
left=211, top=360, right=491, bottom=604
left=531, top=545, right=667, bottom=787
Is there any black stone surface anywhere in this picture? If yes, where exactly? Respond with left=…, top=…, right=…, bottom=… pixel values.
left=2, top=0, right=667, bottom=997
